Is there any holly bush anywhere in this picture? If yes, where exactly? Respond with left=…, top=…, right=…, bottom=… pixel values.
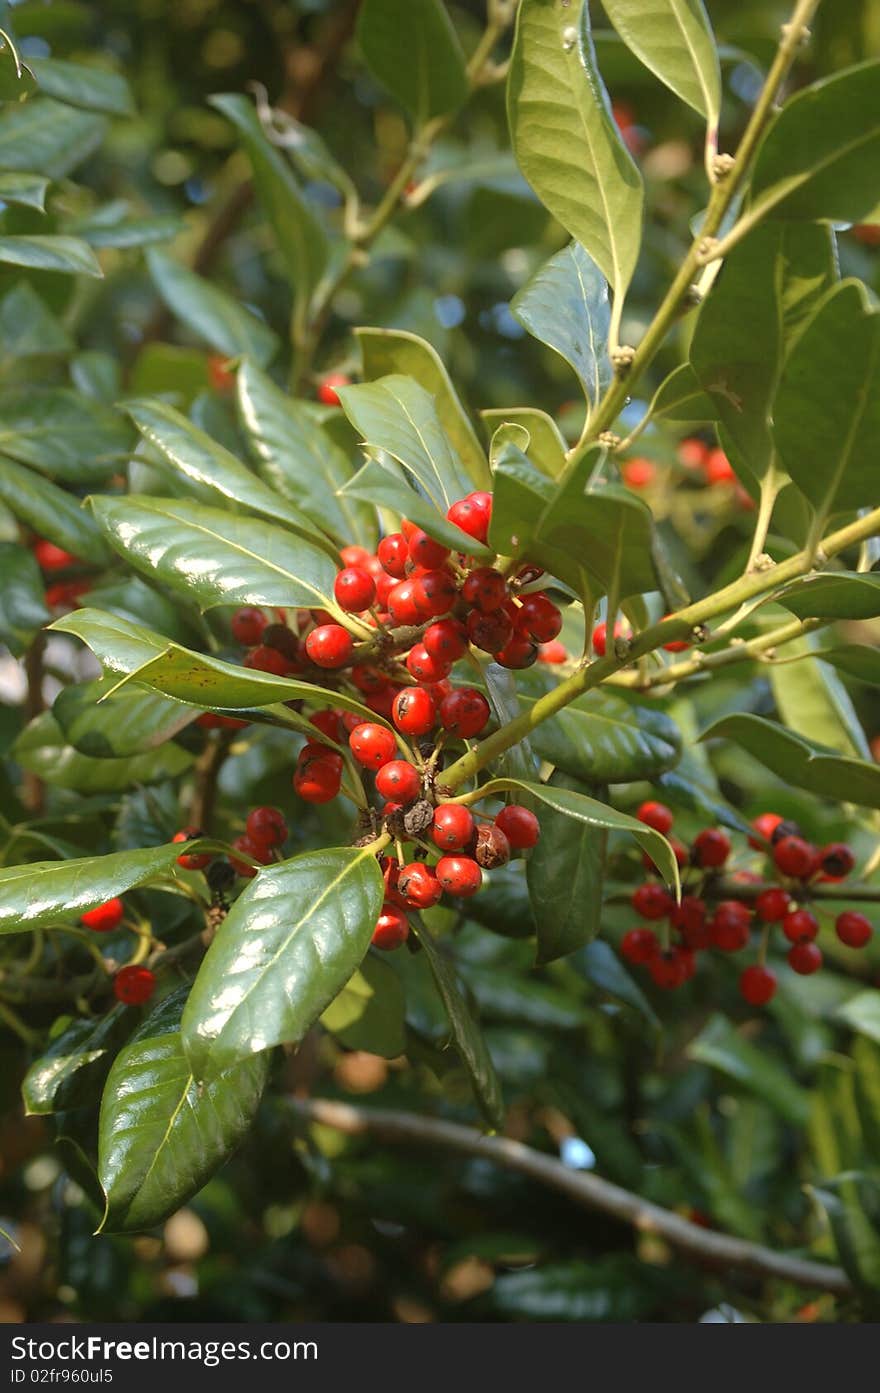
left=1, top=0, right=880, bottom=1326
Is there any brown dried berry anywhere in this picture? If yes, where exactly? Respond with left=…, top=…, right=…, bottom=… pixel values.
left=403, top=798, right=434, bottom=838
left=474, top=823, right=511, bottom=869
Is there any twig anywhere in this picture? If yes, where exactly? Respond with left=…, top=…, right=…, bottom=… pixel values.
left=292, top=1097, right=851, bottom=1296
left=22, top=632, right=46, bottom=815
left=189, top=732, right=234, bottom=832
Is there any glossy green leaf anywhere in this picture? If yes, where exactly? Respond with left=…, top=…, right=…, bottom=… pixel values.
left=463, top=964, right=590, bottom=1030
left=99, top=989, right=269, bottom=1234
left=480, top=407, right=568, bottom=478
left=0, top=541, right=49, bottom=656
left=125, top=396, right=335, bottom=553
left=64, top=207, right=182, bottom=249
left=356, top=327, right=489, bottom=488
left=0, top=282, right=73, bottom=357
left=812, top=644, right=880, bottom=687
left=649, top=362, right=714, bottom=421
left=356, top=0, right=469, bottom=124
left=412, top=916, right=505, bottom=1130
left=511, top=241, right=611, bottom=405
left=340, top=451, right=493, bottom=560
left=236, top=360, right=374, bottom=550
left=0, top=841, right=221, bottom=934
left=209, top=94, right=328, bottom=299
left=338, top=374, right=474, bottom=509
left=29, top=57, right=133, bottom=115
left=54, top=676, right=197, bottom=759
left=0, top=388, right=130, bottom=483
left=603, top=0, right=719, bottom=120
left=0, top=171, right=50, bottom=210
left=492, top=1259, right=649, bottom=1321
left=22, top=1007, right=132, bottom=1116
left=508, top=0, right=643, bottom=306
left=13, top=711, right=193, bottom=793
left=526, top=773, right=607, bottom=963
left=89, top=495, right=337, bottom=613
left=473, top=776, right=680, bottom=890
left=702, top=712, right=880, bottom=809
left=182, top=848, right=384, bottom=1078
left=146, top=248, right=279, bottom=368
left=769, top=634, right=869, bottom=759
left=0, top=234, right=101, bottom=277
left=0, top=98, right=106, bottom=179
left=778, top=572, right=880, bottom=621
left=320, top=954, right=407, bottom=1058
left=575, top=939, right=659, bottom=1029
left=0, top=457, right=111, bottom=562
left=83, top=577, right=199, bottom=647
left=687, top=1014, right=811, bottom=1126
left=534, top=469, right=659, bottom=600
left=749, top=61, right=880, bottom=227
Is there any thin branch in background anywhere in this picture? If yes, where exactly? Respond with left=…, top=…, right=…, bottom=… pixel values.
left=21, top=632, right=46, bottom=815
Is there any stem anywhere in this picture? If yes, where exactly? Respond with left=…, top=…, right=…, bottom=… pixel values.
left=291, top=1098, right=850, bottom=1295
left=189, top=732, right=233, bottom=833
left=611, top=616, right=824, bottom=692
left=745, top=463, right=783, bottom=573
left=711, top=878, right=880, bottom=906
left=22, top=631, right=46, bottom=815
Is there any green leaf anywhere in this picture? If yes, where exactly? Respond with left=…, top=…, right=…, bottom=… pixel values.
left=13, top=711, right=193, bottom=793
left=50, top=608, right=387, bottom=723
left=0, top=841, right=220, bottom=934
left=28, top=57, right=134, bottom=116
left=0, top=98, right=105, bottom=179
left=356, top=0, right=469, bottom=124
left=471, top=776, right=680, bottom=890
left=688, top=1014, right=811, bottom=1126
left=0, top=234, right=101, bottom=277
left=125, top=396, right=335, bottom=553
left=526, top=773, right=607, bottom=963
left=146, top=248, right=279, bottom=368
left=749, top=60, right=880, bottom=227
left=340, top=451, right=493, bottom=560
left=0, top=457, right=111, bottom=562
left=54, top=676, right=197, bottom=759
left=777, top=571, right=880, bottom=621
left=338, top=374, right=474, bottom=510
left=236, top=360, right=374, bottom=550
left=480, top=407, right=568, bottom=478
left=0, top=388, right=130, bottom=483
left=508, top=0, right=644, bottom=311
left=182, top=848, right=384, bottom=1078
left=98, top=989, right=269, bottom=1234
left=64, top=206, right=181, bottom=249
left=602, top=0, right=720, bottom=121
left=701, top=712, right=880, bottom=809
left=812, top=644, right=880, bottom=687
left=575, top=939, right=660, bottom=1029
left=320, top=954, right=406, bottom=1058
left=89, top=495, right=337, bottom=613
left=836, top=991, right=880, bottom=1046
left=356, top=327, right=489, bottom=488
left=22, top=1007, right=132, bottom=1116
left=808, top=1182, right=880, bottom=1299
left=209, top=94, right=328, bottom=299
left=0, top=170, right=49, bottom=210
left=0, top=541, right=49, bottom=656
left=411, top=916, right=504, bottom=1129
left=0, top=282, right=73, bottom=358
left=511, top=241, right=611, bottom=406
left=768, top=634, right=870, bottom=759
left=492, top=1258, right=649, bottom=1322
left=462, top=964, right=590, bottom=1030
left=649, top=362, right=715, bottom=421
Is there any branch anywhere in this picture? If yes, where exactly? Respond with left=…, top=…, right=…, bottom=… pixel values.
left=188, top=732, right=233, bottom=833
left=21, top=631, right=46, bottom=815
left=291, top=1098, right=851, bottom=1296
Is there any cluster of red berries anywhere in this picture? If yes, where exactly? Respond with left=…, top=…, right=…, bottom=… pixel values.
left=619, top=802, right=872, bottom=1005
left=78, top=897, right=156, bottom=1005
left=31, top=537, right=91, bottom=612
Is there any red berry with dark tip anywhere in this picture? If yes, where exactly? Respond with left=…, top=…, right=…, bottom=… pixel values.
left=172, top=828, right=212, bottom=871
left=305, top=624, right=354, bottom=669
left=710, top=900, right=751, bottom=951
left=820, top=843, right=855, bottom=879
left=406, top=642, right=451, bottom=684
left=462, top=567, right=507, bottom=612
left=739, top=965, right=777, bottom=1006
left=113, top=965, right=156, bottom=1006
left=398, top=862, right=442, bottom=909
left=447, top=494, right=491, bottom=545
left=245, top=644, right=290, bottom=676
left=637, top=801, right=674, bottom=835
left=748, top=811, right=783, bottom=850
left=349, top=722, right=397, bottom=770
left=310, top=708, right=342, bottom=743
left=467, top=607, right=513, bottom=654
left=621, top=927, right=659, bottom=964
left=378, top=533, right=409, bottom=579
left=408, top=529, right=449, bottom=570
left=392, top=687, right=436, bottom=736
left=412, top=568, right=458, bottom=618
left=494, top=633, right=539, bottom=669
left=836, top=911, right=873, bottom=949
left=755, top=887, right=790, bottom=922
left=495, top=804, right=540, bottom=849
left=670, top=895, right=710, bottom=948
left=692, top=827, right=731, bottom=868
left=782, top=908, right=819, bottom=943
left=334, top=566, right=376, bottom=613
left=435, top=855, right=482, bottom=897
left=788, top=940, right=822, bottom=975
left=631, top=883, right=673, bottom=920
left=387, top=578, right=429, bottom=626
left=438, top=687, right=490, bottom=739
left=81, top=898, right=124, bottom=933
left=517, top=592, right=563, bottom=643
left=294, top=747, right=343, bottom=803
left=372, top=901, right=410, bottom=951
left=773, top=835, right=817, bottom=879
left=432, top=803, right=475, bottom=851
left=245, top=806, right=288, bottom=849
left=340, top=545, right=371, bottom=569
left=649, top=949, right=688, bottom=990
left=424, top=618, right=468, bottom=663
left=230, top=834, right=273, bottom=878
left=375, top=760, right=421, bottom=804
left=231, top=606, right=267, bottom=645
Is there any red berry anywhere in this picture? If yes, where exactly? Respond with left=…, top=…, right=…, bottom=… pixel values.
left=80, top=897, right=124, bottom=932
left=678, top=437, right=709, bottom=470
left=408, top=529, right=450, bottom=570
left=366, top=684, right=400, bottom=719
left=371, top=901, right=410, bottom=951
left=197, top=712, right=248, bottom=730
left=305, top=624, right=354, bottom=669
left=432, top=803, right=475, bottom=851
left=670, top=895, right=710, bottom=948
left=387, top=579, right=429, bottom=626
left=231, top=606, right=267, bottom=645
left=631, top=883, right=673, bottom=921
left=172, top=827, right=212, bottom=871
left=424, top=618, right=468, bottom=663
left=317, top=372, right=349, bottom=406
left=748, top=811, right=783, bottom=850
left=349, top=722, right=397, bottom=770
left=340, top=545, right=371, bottom=569
left=262, top=623, right=300, bottom=662
left=820, top=843, right=855, bottom=879
left=245, top=644, right=290, bottom=676
left=782, top=908, right=819, bottom=943
left=517, top=592, right=563, bottom=642
left=495, top=804, right=540, bottom=850
left=245, top=806, right=288, bottom=849
left=377, top=533, right=409, bottom=578
left=739, top=965, right=777, bottom=1006
left=636, top=801, right=674, bottom=835
left=230, top=834, right=272, bottom=877
left=310, top=708, right=342, bottom=743
left=836, top=911, right=873, bottom=949
left=398, top=862, right=442, bottom=909
left=467, top=607, right=513, bottom=654
left=591, top=621, right=628, bottom=657
left=661, top=614, right=690, bottom=652
left=438, top=687, right=490, bottom=739
left=622, top=457, right=656, bottom=489
left=411, top=568, right=458, bottom=618
left=406, top=642, right=451, bottom=684
left=705, top=448, right=734, bottom=485
left=334, top=567, right=376, bottom=613
left=494, top=633, right=539, bottom=669
left=113, top=965, right=156, bottom=1006
left=773, top=835, right=817, bottom=879
left=462, top=567, right=507, bottom=612
left=755, top=887, right=790, bottom=922
left=435, top=855, right=482, bottom=897
left=34, top=539, right=79, bottom=571
left=392, top=687, right=436, bottom=737
left=710, top=900, right=751, bottom=952
left=788, top=940, right=822, bottom=975
left=692, top=828, right=731, bottom=869
left=538, top=639, right=567, bottom=664
left=649, top=949, right=688, bottom=990
left=446, top=494, right=491, bottom=545
left=294, top=750, right=342, bottom=803
left=375, top=760, right=421, bottom=804
left=620, top=928, right=659, bottom=964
